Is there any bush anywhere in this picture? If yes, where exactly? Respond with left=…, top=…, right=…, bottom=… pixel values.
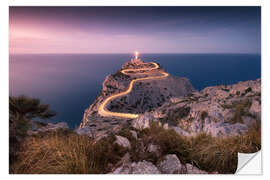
left=9, top=95, right=56, bottom=166
left=139, top=123, right=190, bottom=163
left=200, top=111, right=208, bottom=120
left=160, top=107, right=191, bottom=126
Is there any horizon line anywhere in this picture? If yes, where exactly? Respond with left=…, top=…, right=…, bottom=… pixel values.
left=10, top=52, right=261, bottom=55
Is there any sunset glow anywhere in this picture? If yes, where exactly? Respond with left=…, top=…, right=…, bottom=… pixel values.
left=9, top=7, right=261, bottom=54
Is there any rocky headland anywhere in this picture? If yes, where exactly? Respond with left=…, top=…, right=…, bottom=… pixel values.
left=78, top=59, right=261, bottom=139
left=19, top=58, right=261, bottom=174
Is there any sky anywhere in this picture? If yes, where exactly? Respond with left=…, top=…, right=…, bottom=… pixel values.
left=9, top=7, right=261, bottom=54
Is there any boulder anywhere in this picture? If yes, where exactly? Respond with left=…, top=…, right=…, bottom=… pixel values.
left=163, top=123, right=169, bottom=130
left=132, top=113, right=154, bottom=130
left=185, top=163, right=207, bottom=174
left=75, top=126, right=93, bottom=137
left=112, top=160, right=160, bottom=174
left=157, top=154, right=183, bottom=174
left=131, top=161, right=160, bottom=174
left=147, top=144, right=161, bottom=157
left=173, top=127, right=191, bottom=137
left=249, top=100, right=261, bottom=117
left=115, top=135, right=131, bottom=149
left=130, top=130, right=138, bottom=140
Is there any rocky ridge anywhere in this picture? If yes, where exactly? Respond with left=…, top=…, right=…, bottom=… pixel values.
left=133, top=78, right=261, bottom=137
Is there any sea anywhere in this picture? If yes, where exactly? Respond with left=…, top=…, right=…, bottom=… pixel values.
left=9, top=54, right=261, bottom=128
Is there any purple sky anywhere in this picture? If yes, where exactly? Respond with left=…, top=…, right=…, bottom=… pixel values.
left=9, top=7, right=261, bottom=54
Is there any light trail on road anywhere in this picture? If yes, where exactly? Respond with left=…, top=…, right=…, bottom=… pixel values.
left=98, top=62, right=169, bottom=119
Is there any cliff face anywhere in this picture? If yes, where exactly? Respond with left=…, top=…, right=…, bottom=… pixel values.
left=79, top=59, right=261, bottom=139
left=79, top=59, right=195, bottom=137
left=134, top=79, right=261, bottom=137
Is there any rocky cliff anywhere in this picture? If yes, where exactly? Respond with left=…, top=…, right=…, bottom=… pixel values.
left=79, top=59, right=195, bottom=137
left=78, top=59, right=261, bottom=140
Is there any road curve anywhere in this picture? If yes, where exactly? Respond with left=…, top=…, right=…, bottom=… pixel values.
left=98, top=62, right=169, bottom=119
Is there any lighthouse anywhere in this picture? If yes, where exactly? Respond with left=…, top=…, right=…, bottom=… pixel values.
left=131, top=51, right=143, bottom=64
left=135, top=51, right=139, bottom=60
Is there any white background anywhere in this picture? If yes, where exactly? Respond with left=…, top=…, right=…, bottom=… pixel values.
left=1, top=0, right=268, bottom=179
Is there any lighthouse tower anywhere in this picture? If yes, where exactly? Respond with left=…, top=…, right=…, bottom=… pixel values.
left=131, top=51, right=143, bottom=64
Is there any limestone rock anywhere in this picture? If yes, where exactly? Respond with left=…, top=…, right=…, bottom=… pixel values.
left=132, top=113, right=154, bottom=130
left=154, top=79, right=261, bottom=138
left=131, top=161, right=160, bottom=174
left=157, top=154, right=183, bottom=174
left=115, top=135, right=131, bottom=149
left=75, top=126, right=93, bottom=138
left=112, top=160, right=160, bottom=174
left=130, top=130, right=138, bottom=139
left=28, top=122, right=69, bottom=135
left=185, top=163, right=207, bottom=174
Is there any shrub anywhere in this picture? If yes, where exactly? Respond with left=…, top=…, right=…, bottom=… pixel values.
left=9, top=95, right=56, bottom=166
left=245, top=87, right=252, bottom=94
left=200, top=111, right=208, bottom=120
left=229, top=100, right=252, bottom=124
left=139, top=123, right=190, bottom=164
left=160, top=107, right=191, bottom=126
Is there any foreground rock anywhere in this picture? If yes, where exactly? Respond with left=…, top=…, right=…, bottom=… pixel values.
left=111, top=153, right=207, bottom=174
left=157, top=154, right=183, bottom=173
left=114, top=135, right=131, bottom=149
left=112, top=160, right=161, bottom=174
left=75, top=126, right=93, bottom=137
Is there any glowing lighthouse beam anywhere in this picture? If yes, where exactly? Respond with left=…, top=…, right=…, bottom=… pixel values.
left=135, top=51, right=139, bottom=59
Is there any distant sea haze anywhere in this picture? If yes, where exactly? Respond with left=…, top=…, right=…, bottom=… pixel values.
left=9, top=53, right=261, bottom=128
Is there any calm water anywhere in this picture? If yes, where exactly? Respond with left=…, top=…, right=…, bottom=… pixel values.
left=9, top=54, right=261, bottom=128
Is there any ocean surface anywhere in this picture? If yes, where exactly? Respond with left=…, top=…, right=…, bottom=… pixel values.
left=9, top=54, right=261, bottom=128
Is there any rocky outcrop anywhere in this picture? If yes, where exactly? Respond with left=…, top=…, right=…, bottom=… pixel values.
left=79, top=59, right=195, bottom=138
left=134, top=79, right=261, bottom=138
left=132, top=113, right=154, bottom=130
left=111, top=153, right=208, bottom=174
left=27, top=121, right=69, bottom=135
left=75, top=126, right=93, bottom=137
left=78, top=59, right=260, bottom=139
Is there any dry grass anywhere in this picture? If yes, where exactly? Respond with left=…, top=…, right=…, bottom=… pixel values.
left=10, top=130, right=127, bottom=174
left=138, top=122, right=261, bottom=174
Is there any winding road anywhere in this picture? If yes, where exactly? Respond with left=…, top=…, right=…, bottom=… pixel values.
left=98, top=62, right=169, bottom=119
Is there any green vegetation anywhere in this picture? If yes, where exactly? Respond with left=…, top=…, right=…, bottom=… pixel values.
left=221, top=88, right=230, bottom=92
left=222, top=99, right=252, bottom=124
left=9, top=95, right=56, bottom=166
left=159, top=106, right=190, bottom=126
left=200, top=111, right=208, bottom=120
